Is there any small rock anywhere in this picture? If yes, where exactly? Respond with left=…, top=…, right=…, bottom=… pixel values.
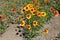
left=18, top=30, right=21, bottom=32
left=17, top=26, right=20, bottom=28
left=16, top=32, right=19, bottom=35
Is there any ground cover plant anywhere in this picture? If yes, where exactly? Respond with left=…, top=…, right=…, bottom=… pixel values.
left=0, top=0, right=59, bottom=40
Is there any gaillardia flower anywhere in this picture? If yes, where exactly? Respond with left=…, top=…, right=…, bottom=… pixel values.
left=33, top=20, right=38, bottom=26
left=37, top=12, right=42, bottom=17
left=21, top=8, right=26, bottom=13
left=24, top=6, right=30, bottom=11
left=32, top=11, right=37, bottom=15
left=54, top=10, right=59, bottom=16
left=20, top=21, right=25, bottom=26
left=30, top=8, right=36, bottom=13
left=41, top=12, right=46, bottom=16
left=50, top=7, right=54, bottom=12
left=26, top=25, right=31, bottom=30
left=43, top=29, right=48, bottom=34
left=26, top=14, right=31, bottom=19
left=0, top=15, right=2, bottom=19
left=27, top=4, right=33, bottom=9
left=17, top=16, right=22, bottom=20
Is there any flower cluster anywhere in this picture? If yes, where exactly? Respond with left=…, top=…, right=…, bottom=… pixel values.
left=20, top=4, right=47, bottom=30
left=0, top=0, right=59, bottom=40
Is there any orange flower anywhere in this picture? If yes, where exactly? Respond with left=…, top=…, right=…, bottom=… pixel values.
left=37, top=12, right=42, bottom=17
left=11, top=8, right=16, bottom=13
left=43, top=29, right=48, bottom=34
left=27, top=4, right=33, bottom=9
left=50, top=7, right=54, bottom=12
left=26, top=14, right=31, bottom=19
left=32, top=11, right=37, bottom=15
left=0, top=15, right=2, bottom=19
left=33, top=20, right=38, bottom=26
left=20, top=21, right=25, bottom=26
left=54, top=10, right=59, bottom=16
left=26, top=25, right=31, bottom=30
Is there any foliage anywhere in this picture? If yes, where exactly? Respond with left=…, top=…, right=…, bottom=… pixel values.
left=0, top=0, right=59, bottom=40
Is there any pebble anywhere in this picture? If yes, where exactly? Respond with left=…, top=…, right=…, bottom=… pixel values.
left=16, top=32, right=19, bottom=35
left=20, top=35, right=22, bottom=37
left=15, top=29, right=17, bottom=31
left=17, top=26, right=20, bottom=28
left=18, top=30, right=21, bottom=32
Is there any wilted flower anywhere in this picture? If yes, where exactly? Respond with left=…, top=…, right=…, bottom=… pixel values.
left=0, top=15, right=2, bottom=19
left=21, top=8, right=26, bottom=13
left=43, top=29, right=48, bottom=34
left=17, top=16, right=22, bottom=20
left=26, top=25, right=31, bottom=30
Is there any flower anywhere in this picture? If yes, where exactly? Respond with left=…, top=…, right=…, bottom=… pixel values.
left=11, top=8, right=16, bottom=13
left=41, top=12, right=46, bottom=16
left=37, top=12, right=42, bottom=17
left=33, top=20, right=38, bottom=26
left=24, top=6, right=30, bottom=11
left=30, top=8, right=36, bottom=15
left=0, top=15, right=2, bottom=19
left=43, top=29, right=48, bottom=34
left=17, top=16, right=22, bottom=20
left=26, top=25, right=31, bottom=30
left=30, top=8, right=36, bottom=12
left=54, top=10, right=59, bottom=16
left=26, top=14, right=31, bottom=19
left=32, top=11, right=37, bottom=15
left=21, top=6, right=30, bottom=13
left=27, top=4, right=33, bottom=8
left=50, top=7, right=54, bottom=12
left=21, top=8, right=26, bottom=13
left=20, top=21, right=25, bottom=26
